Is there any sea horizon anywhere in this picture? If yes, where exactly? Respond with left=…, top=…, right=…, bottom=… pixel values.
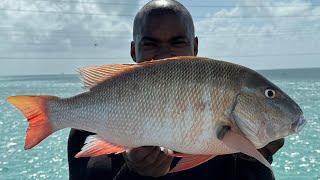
left=0, top=66, right=319, bottom=77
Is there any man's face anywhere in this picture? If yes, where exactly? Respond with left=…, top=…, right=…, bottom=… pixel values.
left=131, top=13, right=198, bottom=63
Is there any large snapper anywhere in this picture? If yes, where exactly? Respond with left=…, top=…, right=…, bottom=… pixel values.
left=7, top=56, right=306, bottom=173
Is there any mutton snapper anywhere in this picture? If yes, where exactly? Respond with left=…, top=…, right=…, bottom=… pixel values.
left=7, top=56, right=306, bottom=173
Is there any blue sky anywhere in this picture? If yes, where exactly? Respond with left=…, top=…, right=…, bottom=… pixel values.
left=0, top=0, right=319, bottom=75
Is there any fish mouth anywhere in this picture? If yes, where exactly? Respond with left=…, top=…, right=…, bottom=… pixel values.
left=291, top=115, right=306, bottom=133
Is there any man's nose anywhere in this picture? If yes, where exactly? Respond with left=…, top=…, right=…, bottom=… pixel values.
left=154, top=45, right=175, bottom=60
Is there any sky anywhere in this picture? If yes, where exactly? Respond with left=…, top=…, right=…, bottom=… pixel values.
left=0, top=0, right=319, bottom=75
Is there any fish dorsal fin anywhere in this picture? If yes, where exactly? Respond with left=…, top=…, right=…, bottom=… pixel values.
left=78, top=56, right=201, bottom=90
left=78, top=64, right=140, bottom=90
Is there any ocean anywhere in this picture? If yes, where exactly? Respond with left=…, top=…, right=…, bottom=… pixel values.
left=0, top=68, right=319, bottom=180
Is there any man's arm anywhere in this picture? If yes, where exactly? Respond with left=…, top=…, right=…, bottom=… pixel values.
left=68, top=129, right=115, bottom=180
left=232, top=139, right=284, bottom=180
left=68, top=129, right=91, bottom=179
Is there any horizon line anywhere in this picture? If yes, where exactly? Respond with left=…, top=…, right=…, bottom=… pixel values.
left=0, top=66, right=320, bottom=77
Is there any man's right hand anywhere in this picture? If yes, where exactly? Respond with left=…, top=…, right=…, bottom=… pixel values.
left=123, top=146, right=174, bottom=177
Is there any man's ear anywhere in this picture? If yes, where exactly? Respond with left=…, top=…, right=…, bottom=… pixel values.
left=130, top=41, right=137, bottom=62
left=194, top=37, right=198, bottom=56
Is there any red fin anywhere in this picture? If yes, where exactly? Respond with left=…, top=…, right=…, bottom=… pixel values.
left=222, top=131, right=274, bottom=175
left=7, top=95, right=58, bottom=149
left=75, top=135, right=126, bottom=158
left=169, top=154, right=215, bottom=173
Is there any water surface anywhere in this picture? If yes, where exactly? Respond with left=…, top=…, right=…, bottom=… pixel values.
left=0, top=69, right=319, bottom=179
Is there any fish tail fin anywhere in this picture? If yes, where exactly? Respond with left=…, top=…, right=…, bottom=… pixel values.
left=7, top=95, right=59, bottom=150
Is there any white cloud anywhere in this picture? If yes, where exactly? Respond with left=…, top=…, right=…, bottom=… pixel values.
left=2, top=0, right=135, bottom=50
left=0, top=0, right=319, bottom=75
left=0, top=0, right=145, bottom=75
left=195, top=0, right=320, bottom=69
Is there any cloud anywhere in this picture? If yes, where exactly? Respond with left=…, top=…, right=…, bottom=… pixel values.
left=2, top=0, right=136, bottom=51
left=0, top=0, right=147, bottom=75
left=0, top=0, right=319, bottom=75
left=195, top=0, right=320, bottom=69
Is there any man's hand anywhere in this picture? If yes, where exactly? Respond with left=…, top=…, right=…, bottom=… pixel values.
left=123, top=146, right=174, bottom=177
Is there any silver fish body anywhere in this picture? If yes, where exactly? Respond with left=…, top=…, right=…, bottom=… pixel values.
left=44, top=57, right=305, bottom=154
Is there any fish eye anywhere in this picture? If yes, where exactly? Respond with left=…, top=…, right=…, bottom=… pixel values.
left=265, top=89, right=276, bottom=99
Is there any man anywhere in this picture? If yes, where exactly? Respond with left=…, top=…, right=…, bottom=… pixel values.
left=68, top=0, right=284, bottom=179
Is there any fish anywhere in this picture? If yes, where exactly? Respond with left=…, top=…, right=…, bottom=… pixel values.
left=7, top=56, right=306, bottom=174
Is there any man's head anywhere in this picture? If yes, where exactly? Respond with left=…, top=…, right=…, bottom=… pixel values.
left=131, top=0, right=198, bottom=62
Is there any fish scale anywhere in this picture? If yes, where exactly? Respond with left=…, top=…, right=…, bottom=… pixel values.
left=7, top=56, right=305, bottom=173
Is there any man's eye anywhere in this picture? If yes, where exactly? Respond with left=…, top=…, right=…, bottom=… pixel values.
left=143, top=42, right=156, bottom=47
left=172, top=41, right=187, bottom=46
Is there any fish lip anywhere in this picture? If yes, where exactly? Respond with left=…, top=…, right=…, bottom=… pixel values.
left=291, top=115, right=306, bottom=133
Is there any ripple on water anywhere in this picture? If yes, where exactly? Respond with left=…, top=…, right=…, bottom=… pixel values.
left=1, top=75, right=320, bottom=179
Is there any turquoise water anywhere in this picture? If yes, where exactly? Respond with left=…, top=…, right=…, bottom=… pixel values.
left=0, top=69, right=320, bottom=180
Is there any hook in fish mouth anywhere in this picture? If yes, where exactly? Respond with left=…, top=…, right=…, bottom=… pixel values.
left=291, top=115, right=306, bottom=133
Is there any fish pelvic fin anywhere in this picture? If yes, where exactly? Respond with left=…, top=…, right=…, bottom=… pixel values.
left=75, top=135, right=126, bottom=158
left=7, top=95, right=59, bottom=150
left=169, top=154, right=216, bottom=173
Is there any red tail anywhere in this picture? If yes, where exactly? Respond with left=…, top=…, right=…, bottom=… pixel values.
left=7, top=95, right=58, bottom=149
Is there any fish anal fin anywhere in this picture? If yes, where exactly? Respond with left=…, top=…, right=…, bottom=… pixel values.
left=169, top=154, right=216, bottom=173
left=170, top=152, right=195, bottom=158
left=75, top=135, right=126, bottom=158
left=171, top=152, right=189, bottom=158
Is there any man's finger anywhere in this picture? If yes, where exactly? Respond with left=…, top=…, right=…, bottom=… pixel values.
left=126, top=146, right=156, bottom=162
left=149, top=152, right=173, bottom=177
left=141, top=146, right=161, bottom=166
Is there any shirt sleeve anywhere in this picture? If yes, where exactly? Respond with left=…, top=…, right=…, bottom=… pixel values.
left=234, top=155, right=275, bottom=180
left=68, top=129, right=114, bottom=180
left=113, top=164, right=156, bottom=180
left=68, top=129, right=92, bottom=180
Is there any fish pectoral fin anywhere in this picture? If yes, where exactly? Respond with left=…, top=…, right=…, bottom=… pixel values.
left=75, top=135, right=126, bottom=158
left=216, top=124, right=231, bottom=140
left=169, top=154, right=216, bottom=173
left=221, top=130, right=274, bottom=176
